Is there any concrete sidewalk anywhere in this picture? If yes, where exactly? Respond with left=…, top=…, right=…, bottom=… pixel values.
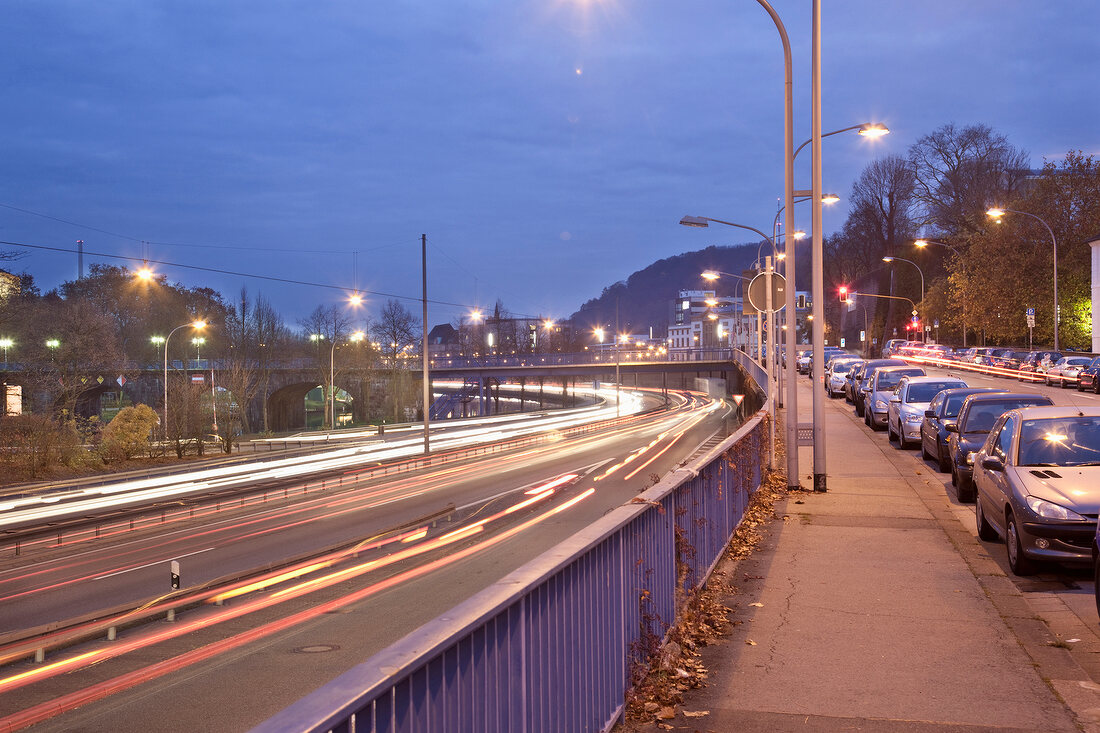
left=652, top=376, right=1100, bottom=732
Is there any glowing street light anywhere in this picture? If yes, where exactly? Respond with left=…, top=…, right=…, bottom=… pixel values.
left=45, top=339, right=61, bottom=349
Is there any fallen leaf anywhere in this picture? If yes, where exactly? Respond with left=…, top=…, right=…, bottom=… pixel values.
left=657, top=706, right=676, bottom=720
left=746, top=639, right=757, bottom=646
left=1068, top=638, right=1082, bottom=643
left=644, top=702, right=660, bottom=713
left=749, top=602, right=764, bottom=607
left=683, top=711, right=710, bottom=718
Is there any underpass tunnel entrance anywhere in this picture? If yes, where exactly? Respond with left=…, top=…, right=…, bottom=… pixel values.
left=304, top=386, right=353, bottom=429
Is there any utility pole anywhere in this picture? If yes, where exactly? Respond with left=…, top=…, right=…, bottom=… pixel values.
left=421, top=234, right=430, bottom=455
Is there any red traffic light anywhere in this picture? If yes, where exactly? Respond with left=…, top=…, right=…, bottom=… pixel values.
left=838, top=286, right=848, bottom=303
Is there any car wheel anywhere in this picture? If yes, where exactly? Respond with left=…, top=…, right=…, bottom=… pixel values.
left=921, top=431, right=933, bottom=461
left=1095, top=380, right=1100, bottom=395
left=898, top=423, right=911, bottom=449
left=937, top=442, right=951, bottom=473
left=887, top=420, right=897, bottom=442
left=872, top=415, right=885, bottom=432
left=950, top=465, right=958, bottom=487
left=1005, top=510, right=1036, bottom=576
left=1094, top=560, right=1100, bottom=620
left=955, top=471, right=975, bottom=503
left=976, top=497, right=998, bottom=541
left=1077, top=381, right=1084, bottom=392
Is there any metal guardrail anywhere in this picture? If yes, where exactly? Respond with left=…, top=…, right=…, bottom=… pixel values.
left=253, top=409, right=767, bottom=733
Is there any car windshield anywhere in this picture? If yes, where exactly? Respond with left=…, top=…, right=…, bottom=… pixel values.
left=876, top=370, right=923, bottom=390
left=963, top=399, right=1049, bottom=433
left=1017, top=417, right=1100, bottom=467
left=944, top=392, right=985, bottom=417
left=906, top=382, right=965, bottom=403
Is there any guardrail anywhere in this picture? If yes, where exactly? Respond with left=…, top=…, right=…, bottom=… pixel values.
left=254, top=408, right=768, bottom=733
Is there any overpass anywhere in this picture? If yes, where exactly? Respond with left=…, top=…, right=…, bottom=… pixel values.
left=2, top=348, right=765, bottom=433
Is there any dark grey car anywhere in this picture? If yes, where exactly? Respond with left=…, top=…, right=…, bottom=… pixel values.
left=920, top=387, right=1004, bottom=472
left=946, top=392, right=1053, bottom=502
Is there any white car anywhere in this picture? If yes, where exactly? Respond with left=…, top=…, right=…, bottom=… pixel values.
left=887, top=375, right=968, bottom=448
left=827, top=357, right=862, bottom=398
left=1045, top=356, right=1093, bottom=388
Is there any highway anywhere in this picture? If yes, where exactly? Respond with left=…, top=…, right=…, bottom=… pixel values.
left=0, top=385, right=737, bottom=731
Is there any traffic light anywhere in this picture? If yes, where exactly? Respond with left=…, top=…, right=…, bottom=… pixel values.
left=838, top=286, right=848, bottom=303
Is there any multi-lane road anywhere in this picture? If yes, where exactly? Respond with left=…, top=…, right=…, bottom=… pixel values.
left=0, top=385, right=736, bottom=731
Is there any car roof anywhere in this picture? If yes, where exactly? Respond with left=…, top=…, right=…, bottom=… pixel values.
left=876, top=365, right=924, bottom=375
left=1001, top=405, right=1100, bottom=419
left=963, top=392, right=1049, bottom=404
left=865, top=358, right=906, bottom=366
left=939, top=387, right=1002, bottom=397
left=900, top=375, right=967, bottom=385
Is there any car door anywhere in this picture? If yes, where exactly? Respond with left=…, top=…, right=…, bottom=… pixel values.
left=923, top=392, right=945, bottom=453
left=977, top=414, right=1016, bottom=535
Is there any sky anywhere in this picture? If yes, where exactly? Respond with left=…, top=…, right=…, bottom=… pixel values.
left=1, top=1, right=1096, bottom=332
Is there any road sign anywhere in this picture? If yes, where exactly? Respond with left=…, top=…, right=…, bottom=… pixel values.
left=1026, top=307, right=1035, bottom=317
left=840, top=338, right=846, bottom=347
left=170, top=560, right=181, bottom=589
left=1026, top=315, right=1036, bottom=328
left=747, top=272, right=787, bottom=312
left=933, top=319, right=939, bottom=328
left=860, top=330, right=866, bottom=342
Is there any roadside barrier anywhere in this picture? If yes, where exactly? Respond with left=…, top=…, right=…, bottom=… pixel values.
left=254, top=408, right=768, bottom=733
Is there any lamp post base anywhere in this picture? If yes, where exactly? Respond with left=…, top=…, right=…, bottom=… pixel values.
left=813, top=473, right=827, bottom=493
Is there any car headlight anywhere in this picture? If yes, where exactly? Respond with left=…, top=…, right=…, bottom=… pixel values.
left=963, top=452, right=974, bottom=465
left=1025, top=496, right=1086, bottom=521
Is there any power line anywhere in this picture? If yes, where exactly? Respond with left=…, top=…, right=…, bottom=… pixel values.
left=0, top=237, right=548, bottom=319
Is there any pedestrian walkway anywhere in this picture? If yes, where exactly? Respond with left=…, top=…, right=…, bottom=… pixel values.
left=650, top=376, right=1100, bottom=732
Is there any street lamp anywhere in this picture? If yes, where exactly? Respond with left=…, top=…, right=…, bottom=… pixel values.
left=330, top=331, right=365, bottom=430
left=882, top=256, right=925, bottom=340
left=191, top=336, right=206, bottom=360
left=987, top=207, right=1060, bottom=350
left=162, top=321, right=206, bottom=441
left=0, top=338, right=11, bottom=368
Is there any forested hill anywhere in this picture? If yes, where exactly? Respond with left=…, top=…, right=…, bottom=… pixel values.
left=569, top=240, right=811, bottom=337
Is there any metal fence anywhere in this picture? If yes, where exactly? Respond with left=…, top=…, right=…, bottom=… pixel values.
left=254, top=408, right=768, bottom=733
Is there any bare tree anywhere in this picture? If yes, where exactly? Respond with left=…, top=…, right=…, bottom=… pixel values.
left=908, top=123, right=1030, bottom=237
left=370, top=299, right=418, bottom=422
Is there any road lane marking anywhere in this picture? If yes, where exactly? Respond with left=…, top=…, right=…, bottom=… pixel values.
left=94, top=547, right=216, bottom=580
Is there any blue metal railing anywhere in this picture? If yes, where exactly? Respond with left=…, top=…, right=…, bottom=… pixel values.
left=254, top=410, right=767, bottom=733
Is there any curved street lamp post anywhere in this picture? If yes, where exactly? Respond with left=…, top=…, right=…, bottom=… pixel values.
left=987, top=208, right=1060, bottom=350
left=161, top=321, right=206, bottom=441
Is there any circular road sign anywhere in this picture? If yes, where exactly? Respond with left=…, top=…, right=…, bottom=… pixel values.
left=747, top=272, right=787, bottom=312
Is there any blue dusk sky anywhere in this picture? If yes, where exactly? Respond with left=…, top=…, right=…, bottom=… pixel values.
left=0, top=1, right=1096, bottom=329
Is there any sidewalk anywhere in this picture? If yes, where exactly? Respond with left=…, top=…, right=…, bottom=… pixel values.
left=652, top=376, right=1100, bottom=732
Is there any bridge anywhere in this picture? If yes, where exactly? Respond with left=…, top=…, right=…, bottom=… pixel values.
left=2, top=348, right=764, bottom=433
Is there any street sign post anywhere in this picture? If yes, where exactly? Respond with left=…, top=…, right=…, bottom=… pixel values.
left=1026, top=308, right=1036, bottom=348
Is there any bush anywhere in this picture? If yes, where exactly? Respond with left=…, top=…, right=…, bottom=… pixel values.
left=0, top=414, right=83, bottom=479
left=99, top=404, right=160, bottom=462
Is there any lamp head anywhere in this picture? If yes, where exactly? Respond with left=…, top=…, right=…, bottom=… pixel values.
left=679, top=215, right=709, bottom=228
left=192, top=320, right=206, bottom=329
left=348, top=292, right=363, bottom=306
left=701, top=271, right=720, bottom=281
left=857, top=124, right=890, bottom=138
left=882, top=256, right=895, bottom=263
left=793, top=230, right=807, bottom=240
left=914, top=239, right=929, bottom=248
left=821, top=193, right=841, bottom=205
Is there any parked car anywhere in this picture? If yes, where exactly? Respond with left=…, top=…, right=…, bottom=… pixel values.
left=1017, top=351, right=1062, bottom=382
left=974, top=406, right=1100, bottom=575
left=881, top=339, right=907, bottom=358
left=920, top=387, right=1003, bottom=472
left=990, top=350, right=1031, bottom=372
left=914, top=344, right=954, bottom=363
left=968, top=347, right=999, bottom=365
left=865, top=365, right=927, bottom=431
left=886, top=376, right=969, bottom=449
left=844, top=362, right=866, bottom=403
left=796, top=350, right=813, bottom=374
left=827, top=357, right=862, bottom=398
left=854, top=359, right=907, bottom=418
left=1077, top=356, right=1100, bottom=394
left=1044, top=356, right=1093, bottom=388
left=946, top=392, right=1054, bottom=502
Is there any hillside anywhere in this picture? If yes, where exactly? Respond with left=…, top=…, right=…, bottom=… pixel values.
left=569, top=239, right=812, bottom=337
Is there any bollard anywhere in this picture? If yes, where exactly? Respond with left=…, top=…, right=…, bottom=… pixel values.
left=107, top=626, right=117, bottom=641
left=167, top=609, right=176, bottom=622
left=35, top=648, right=45, bottom=663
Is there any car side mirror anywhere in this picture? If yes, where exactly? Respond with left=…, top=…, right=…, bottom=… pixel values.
left=925, top=410, right=936, bottom=418
left=889, top=395, right=900, bottom=403
left=981, top=456, right=1004, bottom=472
left=945, top=422, right=958, bottom=433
